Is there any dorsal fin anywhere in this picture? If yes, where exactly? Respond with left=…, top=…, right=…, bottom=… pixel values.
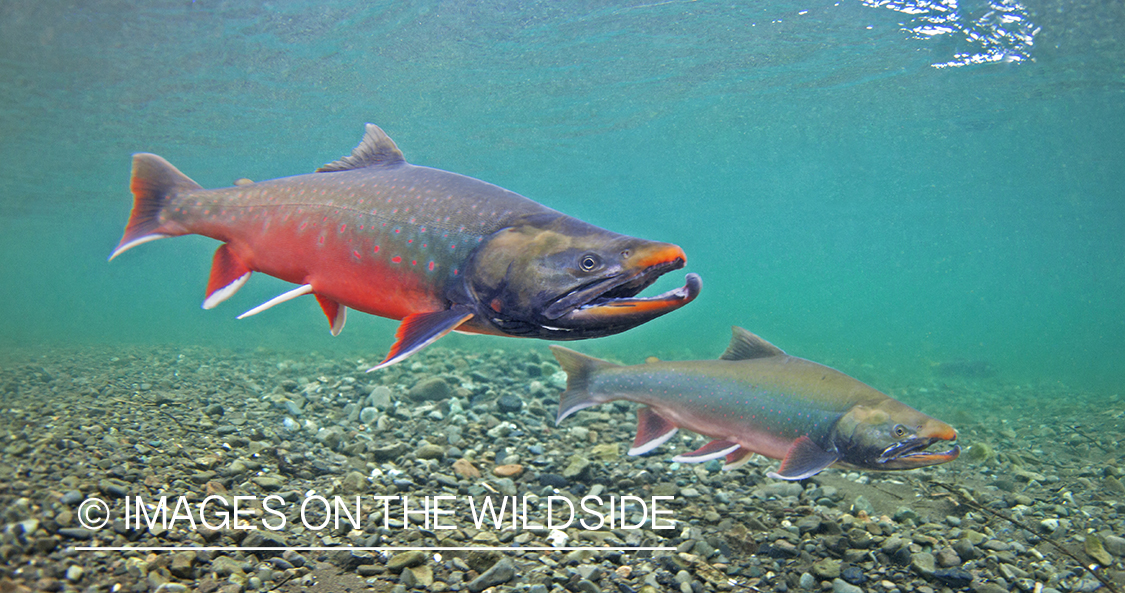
left=316, top=123, right=406, bottom=172
left=720, top=326, right=785, bottom=361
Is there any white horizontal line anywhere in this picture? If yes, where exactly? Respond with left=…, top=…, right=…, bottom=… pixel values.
left=75, top=546, right=676, bottom=552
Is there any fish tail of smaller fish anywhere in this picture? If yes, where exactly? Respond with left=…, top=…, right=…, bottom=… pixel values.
left=109, top=154, right=201, bottom=261
left=550, top=345, right=619, bottom=425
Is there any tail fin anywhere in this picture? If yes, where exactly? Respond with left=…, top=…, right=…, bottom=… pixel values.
left=109, top=154, right=202, bottom=260
left=550, top=345, right=619, bottom=425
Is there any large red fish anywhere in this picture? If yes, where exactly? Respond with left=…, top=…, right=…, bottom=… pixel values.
left=111, top=124, right=701, bottom=368
left=552, top=327, right=959, bottom=480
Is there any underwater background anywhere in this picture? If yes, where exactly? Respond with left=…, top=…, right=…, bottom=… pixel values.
left=1, top=0, right=1122, bottom=395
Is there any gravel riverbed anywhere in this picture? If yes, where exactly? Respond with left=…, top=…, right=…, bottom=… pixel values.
left=1, top=344, right=1123, bottom=593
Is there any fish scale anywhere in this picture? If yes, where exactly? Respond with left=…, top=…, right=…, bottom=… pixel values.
left=111, top=123, right=701, bottom=368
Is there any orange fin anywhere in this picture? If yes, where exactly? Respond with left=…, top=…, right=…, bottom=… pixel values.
left=672, top=440, right=742, bottom=463
left=368, top=306, right=474, bottom=371
left=109, top=154, right=201, bottom=261
left=628, top=407, right=679, bottom=456
left=315, top=295, right=347, bottom=336
left=767, top=435, right=838, bottom=481
left=203, top=244, right=252, bottom=310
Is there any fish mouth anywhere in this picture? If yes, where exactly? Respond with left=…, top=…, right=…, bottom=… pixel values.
left=541, top=246, right=701, bottom=326
left=876, top=437, right=961, bottom=469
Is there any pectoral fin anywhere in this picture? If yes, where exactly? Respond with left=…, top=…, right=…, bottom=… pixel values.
left=368, top=306, right=475, bottom=371
left=673, top=439, right=742, bottom=463
left=628, top=407, right=679, bottom=455
left=767, top=436, right=839, bottom=481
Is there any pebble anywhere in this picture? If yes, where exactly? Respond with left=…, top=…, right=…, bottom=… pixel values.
left=832, top=578, right=863, bottom=593
left=466, top=557, right=516, bottom=593
left=386, top=551, right=427, bottom=571
left=497, top=394, right=523, bottom=413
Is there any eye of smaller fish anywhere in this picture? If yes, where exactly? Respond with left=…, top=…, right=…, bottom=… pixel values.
left=892, top=424, right=908, bottom=438
left=579, top=254, right=600, bottom=272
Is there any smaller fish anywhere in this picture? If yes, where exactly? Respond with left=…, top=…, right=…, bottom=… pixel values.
left=552, top=327, right=960, bottom=480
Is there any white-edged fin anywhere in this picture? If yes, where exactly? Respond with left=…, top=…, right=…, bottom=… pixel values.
left=331, top=306, right=346, bottom=336
left=722, top=447, right=755, bottom=471
left=672, top=440, right=742, bottom=463
left=203, top=272, right=250, bottom=310
left=766, top=435, right=839, bottom=481
left=237, top=284, right=314, bottom=319
left=628, top=407, right=679, bottom=456
left=108, top=234, right=171, bottom=261
left=367, top=306, right=474, bottom=371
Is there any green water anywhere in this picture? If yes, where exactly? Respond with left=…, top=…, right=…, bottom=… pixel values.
left=1, top=0, right=1121, bottom=394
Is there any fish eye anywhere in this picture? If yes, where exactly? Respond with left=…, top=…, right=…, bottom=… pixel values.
left=579, top=254, right=600, bottom=272
left=892, top=424, right=908, bottom=438
left=621, top=249, right=632, bottom=259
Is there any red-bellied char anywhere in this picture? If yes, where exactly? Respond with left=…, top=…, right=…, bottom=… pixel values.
left=552, top=327, right=959, bottom=480
left=110, top=124, right=701, bottom=369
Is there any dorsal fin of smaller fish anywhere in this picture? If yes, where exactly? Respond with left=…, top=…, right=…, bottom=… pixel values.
left=316, top=123, right=406, bottom=172
left=720, top=326, right=786, bottom=361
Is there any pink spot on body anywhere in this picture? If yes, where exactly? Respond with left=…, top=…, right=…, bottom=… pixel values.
left=392, top=256, right=402, bottom=263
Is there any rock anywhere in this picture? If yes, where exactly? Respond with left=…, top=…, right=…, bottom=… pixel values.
left=1085, top=534, right=1113, bottom=566
left=910, top=552, right=936, bottom=576
left=496, top=394, right=523, bottom=413
left=409, top=377, right=450, bottom=401
left=60, top=491, right=83, bottom=506
left=933, top=568, right=974, bottom=588
left=799, top=573, right=818, bottom=590
left=832, top=578, right=863, bottom=593
left=562, top=455, right=591, bottom=479
left=492, top=464, right=523, bottom=478
left=796, top=515, right=822, bottom=534
left=65, top=566, right=84, bottom=582
left=415, top=443, right=445, bottom=459
left=538, top=473, right=568, bottom=488
left=369, top=442, right=408, bottom=461
left=840, top=566, right=866, bottom=585
left=368, top=385, right=393, bottom=408
left=936, top=546, right=961, bottom=567
left=812, top=558, right=841, bottom=579
left=359, top=407, right=378, bottom=424
left=974, top=583, right=1009, bottom=593
left=386, top=550, right=426, bottom=572
left=1103, top=535, right=1125, bottom=557
left=591, top=443, right=619, bottom=461
left=341, top=471, right=367, bottom=493
left=252, top=477, right=283, bottom=491
left=467, top=557, right=516, bottom=593
left=405, top=565, right=433, bottom=587
left=453, top=458, right=481, bottom=479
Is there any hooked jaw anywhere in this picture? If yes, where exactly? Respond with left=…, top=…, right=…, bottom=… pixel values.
left=549, top=242, right=701, bottom=329
left=875, top=422, right=960, bottom=470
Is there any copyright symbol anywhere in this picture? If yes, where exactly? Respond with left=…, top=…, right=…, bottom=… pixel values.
left=77, top=497, right=110, bottom=530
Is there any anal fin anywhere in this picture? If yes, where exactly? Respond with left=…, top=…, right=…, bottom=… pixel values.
left=315, top=295, right=347, bottom=336
left=203, top=244, right=252, bottom=310
left=628, top=407, right=679, bottom=456
left=766, top=435, right=839, bottom=481
left=673, top=439, right=742, bottom=463
left=368, top=306, right=474, bottom=371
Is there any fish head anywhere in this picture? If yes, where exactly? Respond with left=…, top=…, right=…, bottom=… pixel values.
left=461, top=214, right=701, bottom=339
left=832, top=398, right=960, bottom=471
